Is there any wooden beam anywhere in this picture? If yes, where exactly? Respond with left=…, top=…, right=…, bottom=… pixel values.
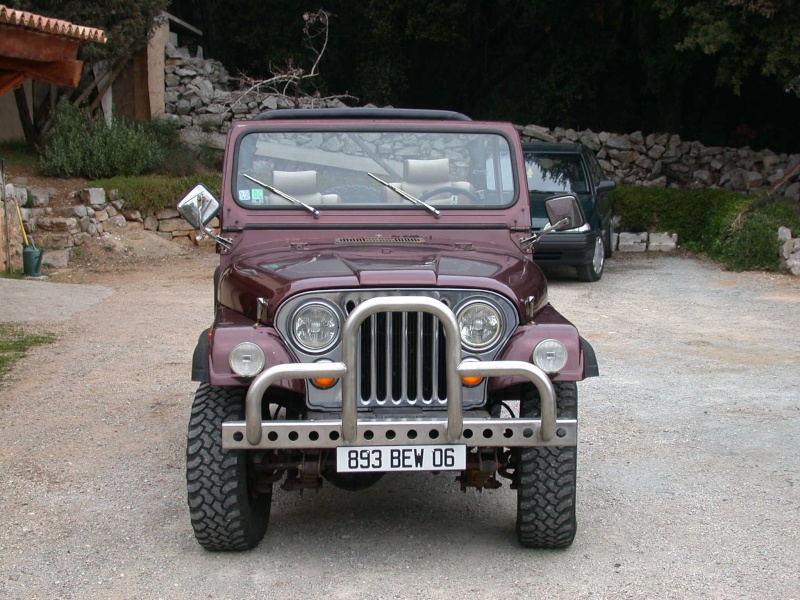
left=13, top=86, right=35, bottom=144
left=0, top=25, right=79, bottom=62
left=0, top=70, right=25, bottom=95
left=0, top=56, right=82, bottom=87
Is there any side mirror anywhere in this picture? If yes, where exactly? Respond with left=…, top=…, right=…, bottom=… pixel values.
left=177, top=183, right=232, bottom=251
left=596, top=179, right=616, bottom=194
left=545, top=193, right=585, bottom=231
left=178, top=184, right=220, bottom=229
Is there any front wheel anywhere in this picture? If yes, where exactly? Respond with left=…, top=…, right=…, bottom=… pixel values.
left=576, top=234, right=605, bottom=282
left=186, top=384, right=271, bottom=551
left=515, top=382, right=578, bottom=549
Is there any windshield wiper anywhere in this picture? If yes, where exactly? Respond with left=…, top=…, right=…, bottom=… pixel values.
left=367, top=173, right=440, bottom=218
left=243, top=173, right=320, bottom=218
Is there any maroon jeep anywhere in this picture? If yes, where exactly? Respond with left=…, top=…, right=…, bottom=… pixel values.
left=177, top=108, right=598, bottom=551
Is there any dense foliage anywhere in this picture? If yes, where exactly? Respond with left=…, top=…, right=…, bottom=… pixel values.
left=40, top=105, right=165, bottom=179
left=612, top=186, right=800, bottom=270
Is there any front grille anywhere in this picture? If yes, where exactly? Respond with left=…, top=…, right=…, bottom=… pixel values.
left=358, top=312, right=447, bottom=407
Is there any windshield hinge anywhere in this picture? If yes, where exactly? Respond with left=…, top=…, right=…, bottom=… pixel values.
left=509, top=225, right=530, bottom=232
left=454, top=242, right=474, bottom=251
left=291, top=242, right=309, bottom=251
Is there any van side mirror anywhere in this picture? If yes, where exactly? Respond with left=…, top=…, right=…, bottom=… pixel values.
left=596, top=179, right=616, bottom=194
left=545, top=193, right=585, bottom=231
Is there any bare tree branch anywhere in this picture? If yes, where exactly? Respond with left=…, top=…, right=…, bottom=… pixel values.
left=223, top=9, right=355, bottom=116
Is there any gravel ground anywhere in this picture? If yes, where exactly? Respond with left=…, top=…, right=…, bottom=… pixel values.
left=0, top=251, right=798, bottom=599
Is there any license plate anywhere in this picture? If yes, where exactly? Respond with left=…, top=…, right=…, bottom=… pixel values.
left=336, top=445, right=467, bottom=473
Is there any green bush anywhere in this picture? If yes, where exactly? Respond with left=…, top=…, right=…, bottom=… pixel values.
left=611, top=185, right=800, bottom=271
left=40, top=105, right=165, bottom=179
left=711, top=202, right=800, bottom=271
left=91, top=174, right=222, bottom=214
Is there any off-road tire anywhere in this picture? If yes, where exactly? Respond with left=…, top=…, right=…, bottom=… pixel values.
left=186, top=384, right=271, bottom=551
left=515, top=381, right=577, bottom=549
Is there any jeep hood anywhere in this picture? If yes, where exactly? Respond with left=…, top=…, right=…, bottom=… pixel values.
left=218, top=240, right=548, bottom=323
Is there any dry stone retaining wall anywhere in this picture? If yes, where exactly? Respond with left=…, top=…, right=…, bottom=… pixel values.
left=159, top=43, right=799, bottom=203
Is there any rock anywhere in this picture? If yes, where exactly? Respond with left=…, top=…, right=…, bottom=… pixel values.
left=784, top=182, right=800, bottom=201
left=608, top=149, right=640, bottom=164
left=606, top=134, right=632, bottom=150
left=647, top=145, right=666, bottom=160
left=777, top=226, right=792, bottom=243
left=521, top=124, right=557, bottom=143
left=565, top=128, right=579, bottom=142
left=79, top=188, right=106, bottom=206
left=155, top=208, right=180, bottom=220
left=42, top=248, right=71, bottom=268
left=786, top=254, right=800, bottom=276
left=644, top=176, right=667, bottom=188
left=30, top=189, right=51, bottom=207
left=36, top=233, right=72, bottom=249
left=762, top=154, right=780, bottom=169
left=123, top=210, right=143, bottom=223
left=158, top=218, right=195, bottom=233
left=176, top=99, right=192, bottom=115
left=618, top=232, right=648, bottom=252
left=143, top=215, right=159, bottom=231
left=648, top=232, right=678, bottom=251
left=95, top=209, right=109, bottom=222
left=693, top=169, right=713, bottom=186
left=36, top=217, right=79, bottom=234
left=782, top=238, right=800, bottom=260
left=72, top=232, right=90, bottom=246
left=106, top=206, right=118, bottom=217
left=106, top=215, right=127, bottom=228
left=580, top=129, right=600, bottom=151
left=72, top=205, right=88, bottom=218
left=629, top=131, right=644, bottom=145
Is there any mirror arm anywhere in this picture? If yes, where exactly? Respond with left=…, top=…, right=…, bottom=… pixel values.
left=520, top=217, right=568, bottom=251
left=198, top=225, right=234, bottom=251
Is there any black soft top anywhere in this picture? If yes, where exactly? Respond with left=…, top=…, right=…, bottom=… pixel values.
left=252, top=107, right=471, bottom=121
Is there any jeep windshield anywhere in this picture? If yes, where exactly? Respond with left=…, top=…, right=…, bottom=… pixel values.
left=234, top=130, right=517, bottom=211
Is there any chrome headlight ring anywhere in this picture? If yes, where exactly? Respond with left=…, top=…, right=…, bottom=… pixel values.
left=456, top=300, right=503, bottom=351
left=290, top=300, right=342, bottom=353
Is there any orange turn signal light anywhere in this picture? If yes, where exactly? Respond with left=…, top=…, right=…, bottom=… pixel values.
left=461, top=375, right=483, bottom=387
left=312, top=377, right=337, bottom=389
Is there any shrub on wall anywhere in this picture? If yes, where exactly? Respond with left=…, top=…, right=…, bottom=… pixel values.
left=711, top=203, right=800, bottom=271
left=612, top=186, right=800, bottom=271
left=91, top=174, right=222, bottom=214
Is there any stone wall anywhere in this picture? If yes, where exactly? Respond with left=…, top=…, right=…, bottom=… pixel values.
left=158, top=43, right=799, bottom=203
left=516, top=125, right=800, bottom=201
left=8, top=184, right=218, bottom=269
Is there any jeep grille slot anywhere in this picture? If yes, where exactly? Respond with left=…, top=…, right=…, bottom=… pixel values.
left=358, top=312, right=447, bottom=407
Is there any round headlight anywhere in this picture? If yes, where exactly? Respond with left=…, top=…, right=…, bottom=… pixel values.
left=533, top=339, right=568, bottom=373
left=457, top=301, right=502, bottom=350
left=292, top=302, right=340, bottom=352
left=229, top=342, right=266, bottom=377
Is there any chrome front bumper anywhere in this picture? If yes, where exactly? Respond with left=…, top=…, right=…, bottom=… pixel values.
left=222, top=297, right=577, bottom=450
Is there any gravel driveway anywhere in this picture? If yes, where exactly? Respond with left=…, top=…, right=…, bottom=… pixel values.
left=0, top=252, right=798, bottom=599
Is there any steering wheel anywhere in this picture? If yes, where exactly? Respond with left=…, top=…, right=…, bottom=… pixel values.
left=419, top=186, right=481, bottom=205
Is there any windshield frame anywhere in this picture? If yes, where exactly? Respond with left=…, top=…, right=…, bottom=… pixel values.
left=230, top=123, right=521, bottom=214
